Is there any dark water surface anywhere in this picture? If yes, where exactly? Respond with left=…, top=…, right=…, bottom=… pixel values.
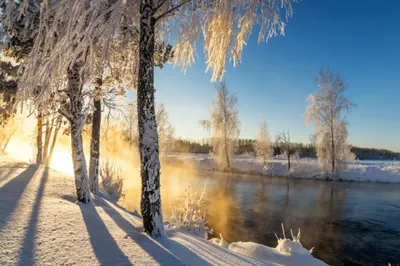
left=126, top=170, right=400, bottom=265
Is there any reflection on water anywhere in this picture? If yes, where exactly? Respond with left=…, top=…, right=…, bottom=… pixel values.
left=123, top=168, right=400, bottom=266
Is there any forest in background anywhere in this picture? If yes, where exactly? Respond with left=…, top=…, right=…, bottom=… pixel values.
left=171, top=138, right=400, bottom=161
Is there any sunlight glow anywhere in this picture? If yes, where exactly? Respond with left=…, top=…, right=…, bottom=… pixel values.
left=50, top=151, right=74, bottom=176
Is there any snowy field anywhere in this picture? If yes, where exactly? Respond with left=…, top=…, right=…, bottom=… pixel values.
left=165, top=153, right=400, bottom=183
left=0, top=155, right=326, bottom=265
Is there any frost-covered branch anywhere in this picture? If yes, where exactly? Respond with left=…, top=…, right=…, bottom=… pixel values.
left=58, top=108, right=73, bottom=122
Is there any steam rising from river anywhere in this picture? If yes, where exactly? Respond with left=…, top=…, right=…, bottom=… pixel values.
left=2, top=115, right=238, bottom=228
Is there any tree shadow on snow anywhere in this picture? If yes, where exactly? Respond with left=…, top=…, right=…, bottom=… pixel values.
left=0, top=162, right=29, bottom=183
left=170, top=232, right=265, bottom=266
left=95, top=196, right=212, bottom=266
left=78, top=200, right=133, bottom=266
left=60, top=194, right=77, bottom=204
left=18, top=167, right=49, bottom=265
left=0, top=164, right=39, bottom=231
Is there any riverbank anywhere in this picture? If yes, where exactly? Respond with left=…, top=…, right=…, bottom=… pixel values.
left=164, top=154, right=400, bottom=183
left=0, top=155, right=326, bottom=265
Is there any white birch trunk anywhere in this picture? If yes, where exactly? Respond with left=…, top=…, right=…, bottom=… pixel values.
left=137, top=0, right=164, bottom=237
left=67, top=62, right=91, bottom=204
left=70, top=119, right=90, bottom=203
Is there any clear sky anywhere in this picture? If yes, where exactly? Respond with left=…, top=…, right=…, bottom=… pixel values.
left=151, top=0, right=400, bottom=152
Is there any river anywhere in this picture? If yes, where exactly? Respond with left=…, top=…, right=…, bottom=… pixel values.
left=123, top=168, right=400, bottom=265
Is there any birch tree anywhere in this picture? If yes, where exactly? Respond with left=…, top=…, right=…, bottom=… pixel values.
left=156, top=103, right=175, bottom=156
left=254, top=121, right=272, bottom=164
left=16, top=0, right=297, bottom=236
left=201, top=82, right=240, bottom=169
left=276, top=131, right=294, bottom=170
left=305, top=70, right=355, bottom=173
left=122, top=101, right=174, bottom=155
left=15, top=0, right=140, bottom=202
left=124, top=100, right=138, bottom=146
left=134, top=1, right=296, bottom=236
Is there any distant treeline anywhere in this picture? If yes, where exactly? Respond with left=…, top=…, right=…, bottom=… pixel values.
left=171, top=139, right=211, bottom=154
left=350, top=147, right=400, bottom=161
left=171, top=138, right=400, bottom=161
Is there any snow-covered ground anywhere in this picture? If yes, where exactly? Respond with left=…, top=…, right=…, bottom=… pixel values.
left=165, top=153, right=400, bottom=183
left=0, top=155, right=326, bottom=265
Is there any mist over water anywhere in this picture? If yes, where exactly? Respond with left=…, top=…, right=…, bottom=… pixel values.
left=123, top=169, right=400, bottom=266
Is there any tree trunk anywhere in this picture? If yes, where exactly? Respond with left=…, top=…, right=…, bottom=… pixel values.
left=223, top=128, right=230, bottom=169
left=67, top=62, right=90, bottom=204
left=331, top=126, right=335, bottom=173
left=43, top=116, right=53, bottom=162
left=225, top=147, right=230, bottom=168
left=224, top=138, right=230, bottom=169
left=138, top=0, right=164, bottom=237
left=46, top=116, right=62, bottom=165
left=36, top=113, right=43, bottom=164
left=89, top=77, right=102, bottom=195
left=287, top=152, right=291, bottom=170
left=2, top=130, right=15, bottom=153
left=70, top=120, right=90, bottom=203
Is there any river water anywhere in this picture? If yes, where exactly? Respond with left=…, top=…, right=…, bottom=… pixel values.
left=123, top=169, right=400, bottom=265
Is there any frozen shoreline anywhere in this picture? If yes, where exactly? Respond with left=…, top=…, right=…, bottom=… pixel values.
left=165, top=153, right=400, bottom=183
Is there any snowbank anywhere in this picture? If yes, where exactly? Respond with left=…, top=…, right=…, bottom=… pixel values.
left=228, top=241, right=321, bottom=266
left=0, top=155, right=326, bottom=265
left=208, top=229, right=326, bottom=266
left=165, top=153, right=400, bottom=183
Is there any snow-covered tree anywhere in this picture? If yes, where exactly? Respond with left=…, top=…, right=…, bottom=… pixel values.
left=276, top=131, right=294, bottom=170
left=254, top=121, right=272, bottom=164
left=89, top=43, right=172, bottom=195
left=135, top=0, right=296, bottom=235
left=123, top=100, right=138, bottom=146
left=1, top=1, right=62, bottom=166
left=305, top=69, right=355, bottom=173
left=15, top=0, right=140, bottom=202
left=0, top=60, right=18, bottom=143
left=156, top=103, right=175, bottom=156
left=0, top=60, right=18, bottom=125
left=201, top=82, right=240, bottom=169
left=122, top=101, right=174, bottom=155
left=15, top=0, right=297, bottom=236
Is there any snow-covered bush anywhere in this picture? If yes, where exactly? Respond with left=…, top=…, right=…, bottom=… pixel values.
left=100, top=159, right=126, bottom=201
left=168, top=186, right=212, bottom=239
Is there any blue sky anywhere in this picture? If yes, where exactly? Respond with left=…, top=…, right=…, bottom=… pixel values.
left=151, top=0, right=400, bottom=151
